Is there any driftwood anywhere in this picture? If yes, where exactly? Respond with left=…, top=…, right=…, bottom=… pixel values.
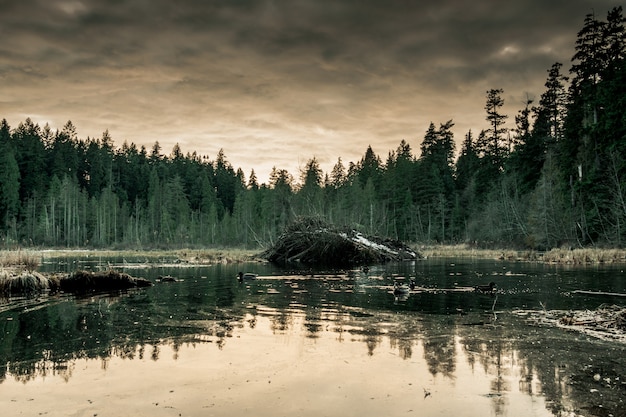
left=559, top=304, right=626, bottom=332
left=571, top=290, right=626, bottom=297
left=260, top=217, right=419, bottom=266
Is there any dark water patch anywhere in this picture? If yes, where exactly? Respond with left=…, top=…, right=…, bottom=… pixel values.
left=2, top=257, right=626, bottom=416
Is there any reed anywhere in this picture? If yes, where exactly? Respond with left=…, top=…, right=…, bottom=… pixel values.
left=37, top=248, right=261, bottom=265
left=542, top=248, right=626, bottom=264
left=0, top=269, right=151, bottom=296
left=0, top=250, right=41, bottom=271
left=60, top=270, right=152, bottom=293
left=175, top=248, right=261, bottom=264
left=0, top=271, right=58, bottom=295
left=418, top=244, right=626, bottom=264
left=417, top=244, right=524, bottom=260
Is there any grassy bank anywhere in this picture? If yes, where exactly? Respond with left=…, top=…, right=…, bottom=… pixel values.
left=0, top=250, right=40, bottom=271
left=416, top=244, right=626, bottom=264
left=2, top=246, right=626, bottom=271
left=1, top=247, right=263, bottom=269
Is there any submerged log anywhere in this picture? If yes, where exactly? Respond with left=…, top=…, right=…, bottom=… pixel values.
left=260, top=217, right=419, bottom=266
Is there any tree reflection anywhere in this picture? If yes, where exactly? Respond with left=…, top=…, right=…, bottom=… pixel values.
left=2, top=271, right=626, bottom=417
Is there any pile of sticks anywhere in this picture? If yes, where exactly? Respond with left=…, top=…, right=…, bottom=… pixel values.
left=260, top=217, right=418, bottom=266
left=559, top=304, right=626, bottom=332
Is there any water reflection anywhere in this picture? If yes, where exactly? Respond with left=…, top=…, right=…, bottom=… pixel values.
left=1, top=258, right=626, bottom=416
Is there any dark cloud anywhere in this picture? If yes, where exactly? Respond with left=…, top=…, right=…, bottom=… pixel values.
left=0, top=0, right=619, bottom=181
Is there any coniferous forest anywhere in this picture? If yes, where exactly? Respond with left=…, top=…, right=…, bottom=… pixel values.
left=0, top=8, right=624, bottom=250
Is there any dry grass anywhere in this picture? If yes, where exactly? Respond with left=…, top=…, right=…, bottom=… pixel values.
left=60, top=270, right=152, bottom=293
left=542, top=248, right=626, bottom=264
left=175, top=248, right=262, bottom=264
left=36, top=248, right=262, bottom=265
left=415, top=244, right=626, bottom=264
left=0, top=250, right=41, bottom=271
left=0, top=270, right=59, bottom=295
left=416, top=244, right=534, bottom=261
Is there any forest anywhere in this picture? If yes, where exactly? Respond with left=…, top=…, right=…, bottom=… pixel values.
left=0, top=7, right=624, bottom=250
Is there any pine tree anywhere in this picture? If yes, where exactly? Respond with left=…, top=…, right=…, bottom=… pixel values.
left=0, top=144, right=20, bottom=231
left=13, top=118, right=47, bottom=201
left=484, top=88, right=509, bottom=168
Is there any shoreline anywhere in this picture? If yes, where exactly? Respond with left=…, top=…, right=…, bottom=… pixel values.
left=417, top=244, right=626, bottom=264
left=2, top=244, right=626, bottom=271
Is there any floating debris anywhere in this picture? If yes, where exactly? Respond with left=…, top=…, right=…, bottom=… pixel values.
left=514, top=304, right=626, bottom=343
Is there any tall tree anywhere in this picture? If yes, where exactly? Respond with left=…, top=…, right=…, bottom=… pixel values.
left=329, top=157, right=347, bottom=189
left=539, top=63, right=569, bottom=143
left=214, top=149, right=238, bottom=215
left=416, top=121, right=456, bottom=241
left=13, top=118, right=47, bottom=201
left=0, top=144, right=20, bottom=231
left=356, top=146, right=382, bottom=189
left=484, top=88, right=509, bottom=167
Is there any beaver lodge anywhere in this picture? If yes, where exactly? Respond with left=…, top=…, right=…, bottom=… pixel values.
left=260, top=217, right=419, bottom=266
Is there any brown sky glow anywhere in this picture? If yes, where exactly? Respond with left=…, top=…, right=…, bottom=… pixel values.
left=0, top=0, right=618, bottom=183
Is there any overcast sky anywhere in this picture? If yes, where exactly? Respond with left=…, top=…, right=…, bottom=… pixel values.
left=0, top=0, right=618, bottom=183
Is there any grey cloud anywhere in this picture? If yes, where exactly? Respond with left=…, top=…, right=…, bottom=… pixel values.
left=0, top=0, right=619, bottom=181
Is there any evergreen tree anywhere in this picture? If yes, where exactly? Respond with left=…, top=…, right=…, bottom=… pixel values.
left=214, top=149, right=238, bottom=215
left=454, top=130, right=480, bottom=238
left=539, top=63, right=569, bottom=143
left=356, top=146, right=382, bottom=189
left=49, top=121, right=81, bottom=180
left=329, top=157, right=347, bottom=189
left=484, top=88, right=509, bottom=167
left=298, top=157, right=324, bottom=216
left=248, top=169, right=259, bottom=190
left=0, top=144, right=20, bottom=231
left=13, top=118, right=47, bottom=201
left=416, top=121, right=456, bottom=241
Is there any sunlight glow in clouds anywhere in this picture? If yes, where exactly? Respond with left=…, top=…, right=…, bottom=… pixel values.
left=0, top=0, right=617, bottom=182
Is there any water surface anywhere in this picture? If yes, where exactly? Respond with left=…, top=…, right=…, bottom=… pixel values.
left=1, top=257, right=625, bottom=416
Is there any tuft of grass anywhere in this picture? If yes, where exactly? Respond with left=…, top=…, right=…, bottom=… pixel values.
left=542, top=248, right=626, bottom=264
left=175, top=248, right=263, bottom=265
left=416, top=244, right=626, bottom=264
left=60, top=270, right=152, bottom=293
left=416, top=244, right=524, bottom=260
left=36, top=248, right=263, bottom=266
left=0, top=250, right=41, bottom=271
left=0, top=271, right=57, bottom=295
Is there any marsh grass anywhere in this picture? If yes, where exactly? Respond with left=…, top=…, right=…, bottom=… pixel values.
left=0, top=269, right=152, bottom=297
left=175, top=248, right=262, bottom=264
left=0, top=271, right=59, bottom=295
left=0, top=250, right=41, bottom=271
left=417, top=244, right=626, bottom=264
left=542, top=248, right=626, bottom=264
left=37, top=248, right=262, bottom=265
left=60, top=270, right=152, bottom=293
left=417, top=244, right=530, bottom=261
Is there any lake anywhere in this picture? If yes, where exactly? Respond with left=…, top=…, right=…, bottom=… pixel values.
left=1, top=255, right=626, bottom=416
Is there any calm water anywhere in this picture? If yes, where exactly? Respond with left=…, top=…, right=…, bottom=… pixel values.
left=1, top=256, right=626, bottom=416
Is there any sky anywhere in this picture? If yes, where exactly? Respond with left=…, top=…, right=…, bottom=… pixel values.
left=0, top=0, right=619, bottom=184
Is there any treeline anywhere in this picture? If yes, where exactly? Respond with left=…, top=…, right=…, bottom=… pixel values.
left=0, top=7, right=624, bottom=250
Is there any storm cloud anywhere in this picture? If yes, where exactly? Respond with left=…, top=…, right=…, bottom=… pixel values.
left=0, top=0, right=617, bottom=181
